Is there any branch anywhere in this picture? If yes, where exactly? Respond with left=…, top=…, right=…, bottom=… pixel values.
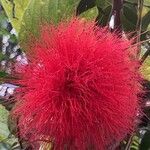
left=136, top=0, right=144, bottom=58
left=108, top=0, right=124, bottom=33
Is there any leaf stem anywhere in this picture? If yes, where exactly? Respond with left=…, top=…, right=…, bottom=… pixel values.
left=136, top=0, right=144, bottom=58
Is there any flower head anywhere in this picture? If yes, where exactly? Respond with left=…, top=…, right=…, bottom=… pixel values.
left=13, top=19, right=141, bottom=149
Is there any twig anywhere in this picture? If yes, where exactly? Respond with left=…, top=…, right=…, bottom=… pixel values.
left=136, top=0, right=144, bottom=58
left=125, top=134, right=135, bottom=150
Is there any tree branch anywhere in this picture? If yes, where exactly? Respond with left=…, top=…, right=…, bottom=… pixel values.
left=108, top=0, right=124, bottom=33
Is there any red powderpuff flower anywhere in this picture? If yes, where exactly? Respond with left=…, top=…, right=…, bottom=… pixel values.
left=13, top=19, right=141, bottom=149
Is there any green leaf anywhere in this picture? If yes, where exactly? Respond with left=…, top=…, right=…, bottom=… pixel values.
left=142, top=11, right=150, bottom=30
left=122, top=6, right=137, bottom=32
left=123, top=4, right=137, bottom=26
left=0, top=53, right=7, bottom=61
left=0, top=105, right=9, bottom=141
left=76, top=0, right=96, bottom=16
left=95, top=0, right=112, bottom=27
left=141, top=56, right=150, bottom=81
left=0, top=0, right=31, bottom=34
left=0, top=10, right=7, bottom=28
left=0, top=28, right=10, bottom=36
left=0, top=71, right=8, bottom=78
left=96, top=0, right=111, bottom=9
left=131, top=136, right=140, bottom=150
left=144, top=0, right=150, bottom=7
left=19, top=0, right=80, bottom=49
left=0, top=142, right=11, bottom=150
left=125, top=0, right=150, bottom=7
left=140, top=131, right=150, bottom=150
left=0, top=106, right=18, bottom=148
left=96, top=5, right=111, bottom=27
left=79, top=6, right=98, bottom=20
